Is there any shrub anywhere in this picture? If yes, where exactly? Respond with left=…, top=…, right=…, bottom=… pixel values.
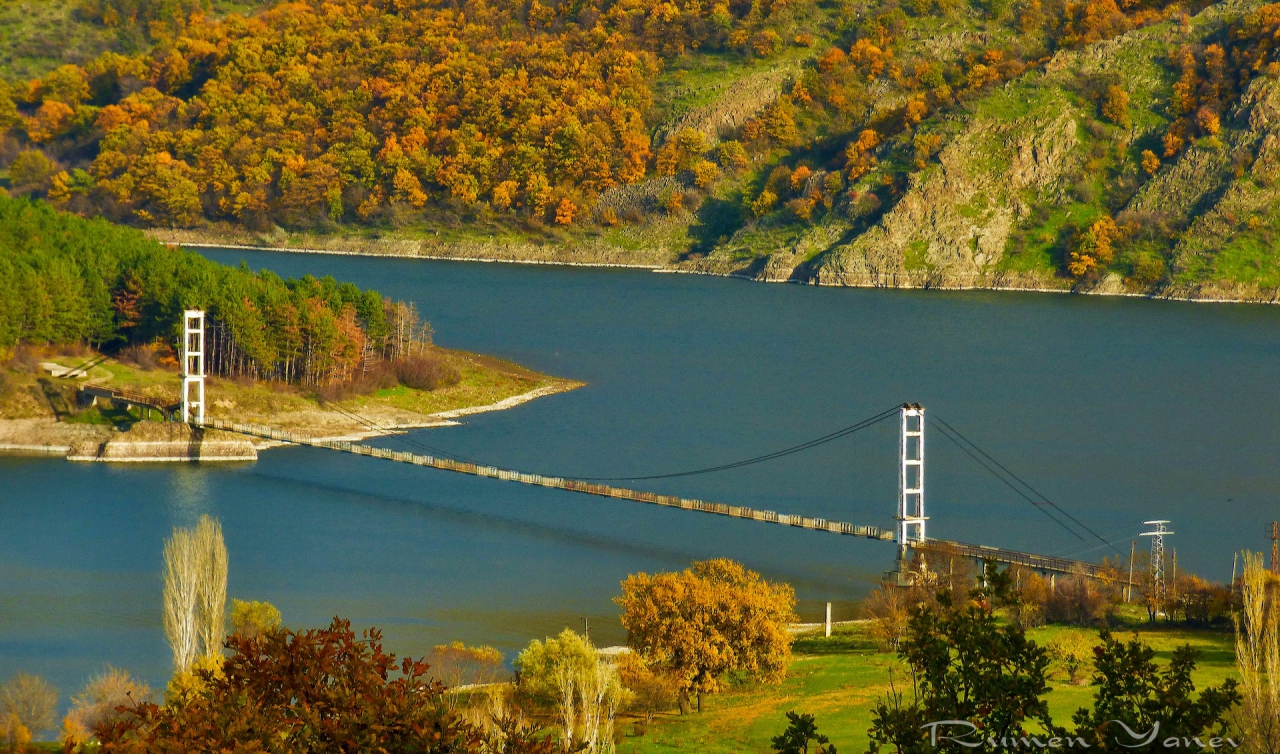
left=119, top=342, right=160, bottom=370
left=772, top=711, right=837, bottom=754
left=426, top=642, right=507, bottom=688
left=1140, top=149, right=1161, bottom=175
left=1128, top=253, right=1166, bottom=286
left=1047, top=630, right=1095, bottom=684
left=1045, top=569, right=1117, bottom=625
left=862, top=584, right=912, bottom=651
left=1010, top=568, right=1050, bottom=628
left=230, top=599, right=282, bottom=639
left=5, top=345, right=40, bottom=373
left=1, top=713, right=32, bottom=753
left=66, top=666, right=151, bottom=741
left=394, top=354, right=460, bottom=391
left=95, top=618, right=559, bottom=753
left=617, top=652, right=678, bottom=724
left=1101, top=85, right=1132, bottom=127
left=716, top=141, right=749, bottom=173
left=8, top=151, right=55, bottom=191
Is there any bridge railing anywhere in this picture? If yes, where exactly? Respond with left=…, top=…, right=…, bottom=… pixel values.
left=915, top=539, right=1104, bottom=577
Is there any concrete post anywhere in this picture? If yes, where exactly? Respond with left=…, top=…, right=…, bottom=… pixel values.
left=825, top=602, right=832, bottom=638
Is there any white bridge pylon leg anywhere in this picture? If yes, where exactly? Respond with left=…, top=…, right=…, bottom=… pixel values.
left=897, top=403, right=927, bottom=572
left=181, top=309, right=205, bottom=425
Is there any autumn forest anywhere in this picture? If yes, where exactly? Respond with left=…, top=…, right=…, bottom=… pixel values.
left=0, top=0, right=1263, bottom=246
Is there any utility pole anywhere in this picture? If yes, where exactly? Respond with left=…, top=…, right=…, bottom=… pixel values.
left=1126, top=541, right=1135, bottom=603
left=1140, top=520, right=1172, bottom=619
left=581, top=617, right=590, bottom=641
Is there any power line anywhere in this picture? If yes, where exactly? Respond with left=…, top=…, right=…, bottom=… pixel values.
left=932, top=416, right=1119, bottom=554
left=928, top=419, right=1088, bottom=543
left=570, top=406, right=901, bottom=482
left=1051, top=526, right=1141, bottom=559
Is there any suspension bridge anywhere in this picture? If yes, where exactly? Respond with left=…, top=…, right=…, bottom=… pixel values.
left=82, top=310, right=1119, bottom=582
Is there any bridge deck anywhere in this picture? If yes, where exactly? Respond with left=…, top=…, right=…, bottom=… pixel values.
left=915, top=539, right=1103, bottom=577
left=202, top=419, right=897, bottom=542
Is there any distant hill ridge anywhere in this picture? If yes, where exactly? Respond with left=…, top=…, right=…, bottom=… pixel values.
left=3, top=0, right=1280, bottom=301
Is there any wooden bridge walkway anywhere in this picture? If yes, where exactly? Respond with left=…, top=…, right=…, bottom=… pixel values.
left=201, top=419, right=898, bottom=542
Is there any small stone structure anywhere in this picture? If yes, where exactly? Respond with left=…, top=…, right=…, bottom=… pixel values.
left=68, top=422, right=257, bottom=463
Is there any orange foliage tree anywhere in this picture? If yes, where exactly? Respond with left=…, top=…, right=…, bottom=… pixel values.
left=615, top=558, right=795, bottom=714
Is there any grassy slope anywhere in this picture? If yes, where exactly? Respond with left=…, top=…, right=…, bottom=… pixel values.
left=622, top=620, right=1237, bottom=754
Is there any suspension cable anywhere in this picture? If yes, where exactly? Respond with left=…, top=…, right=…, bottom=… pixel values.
left=570, top=406, right=901, bottom=481
left=929, top=418, right=1089, bottom=543
left=932, top=415, right=1120, bottom=554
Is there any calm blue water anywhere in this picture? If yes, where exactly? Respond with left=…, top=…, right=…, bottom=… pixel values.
left=3, top=252, right=1279, bottom=718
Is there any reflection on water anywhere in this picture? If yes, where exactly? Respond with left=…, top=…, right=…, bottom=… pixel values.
left=167, top=465, right=214, bottom=526
left=3, top=253, right=1280, bottom=716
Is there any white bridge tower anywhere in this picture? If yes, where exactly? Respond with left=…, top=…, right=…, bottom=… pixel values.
left=181, top=309, right=205, bottom=424
left=897, top=403, right=927, bottom=557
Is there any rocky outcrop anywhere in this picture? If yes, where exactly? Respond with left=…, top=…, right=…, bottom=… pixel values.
left=653, top=63, right=800, bottom=147
left=68, top=422, right=257, bottom=462
left=809, top=101, right=1080, bottom=288
left=1159, top=76, right=1280, bottom=302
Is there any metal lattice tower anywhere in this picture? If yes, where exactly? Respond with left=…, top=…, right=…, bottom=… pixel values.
left=897, top=403, right=927, bottom=557
left=1140, top=520, right=1173, bottom=616
left=181, top=310, right=205, bottom=424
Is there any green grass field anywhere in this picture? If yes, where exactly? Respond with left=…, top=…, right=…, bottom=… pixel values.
left=619, top=621, right=1237, bottom=754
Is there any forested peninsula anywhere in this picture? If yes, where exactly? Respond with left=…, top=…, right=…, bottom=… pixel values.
left=3, top=0, right=1280, bottom=302
left=0, top=195, right=578, bottom=453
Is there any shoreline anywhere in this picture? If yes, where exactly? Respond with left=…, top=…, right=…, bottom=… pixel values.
left=0, top=381, right=584, bottom=460
left=155, top=232, right=1280, bottom=307
left=172, top=241, right=666, bottom=270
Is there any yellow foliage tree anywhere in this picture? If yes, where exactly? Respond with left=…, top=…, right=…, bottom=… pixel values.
left=1141, top=149, right=1161, bottom=175
left=615, top=558, right=795, bottom=713
left=2, top=713, right=31, bottom=754
left=1068, top=216, right=1119, bottom=278
left=1231, top=551, right=1280, bottom=754
left=1101, top=84, right=1131, bottom=127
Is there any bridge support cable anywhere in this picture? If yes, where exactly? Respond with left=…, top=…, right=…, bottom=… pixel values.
left=199, top=418, right=897, bottom=542
left=570, top=406, right=901, bottom=482
left=930, top=416, right=1119, bottom=554
left=927, top=418, right=1089, bottom=544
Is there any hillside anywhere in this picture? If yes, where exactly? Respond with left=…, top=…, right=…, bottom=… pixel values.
left=2, top=0, right=1279, bottom=301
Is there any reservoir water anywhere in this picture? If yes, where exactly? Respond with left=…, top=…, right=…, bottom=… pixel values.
left=3, top=251, right=1279, bottom=710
